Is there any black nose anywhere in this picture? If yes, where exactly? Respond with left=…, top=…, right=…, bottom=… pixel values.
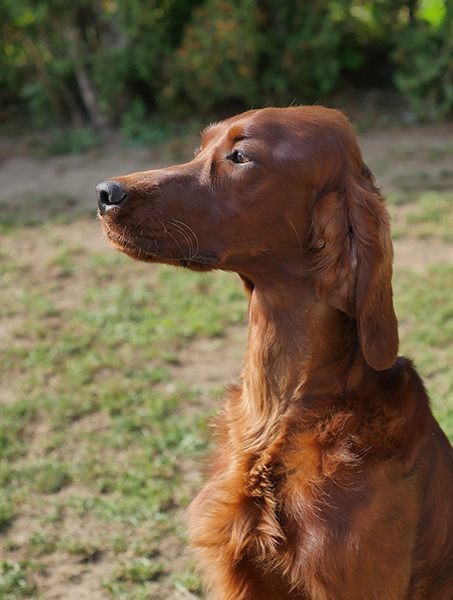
left=96, top=180, right=128, bottom=215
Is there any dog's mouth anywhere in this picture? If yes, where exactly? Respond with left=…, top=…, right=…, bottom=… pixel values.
left=104, top=229, right=157, bottom=261
left=102, top=224, right=220, bottom=271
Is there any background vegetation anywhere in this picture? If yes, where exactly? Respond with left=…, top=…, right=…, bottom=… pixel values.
left=1, top=0, right=453, bottom=135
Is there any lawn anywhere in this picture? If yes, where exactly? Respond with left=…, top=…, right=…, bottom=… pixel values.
left=0, top=131, right=453, bottom=599
left=0, top=223, right=245, bottom=599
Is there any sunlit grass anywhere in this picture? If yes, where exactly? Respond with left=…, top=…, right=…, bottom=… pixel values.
left=0, top=231, right=245, bottom=597
left=389, top=190, right=453, bottom=241
left=394, top=264, right=453, bottom=438
left=0, top=559, right=45, bottom=600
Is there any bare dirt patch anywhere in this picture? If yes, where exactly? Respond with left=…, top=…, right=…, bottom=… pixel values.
left=393, top=237, right=453, bottom=273
left=36, top=552, right=113, bottom=600
left=167, top=324, right=246, bottom=391
left=0, top=140, right=169, bottom=223
left=359, top=123, right=453, bottom=196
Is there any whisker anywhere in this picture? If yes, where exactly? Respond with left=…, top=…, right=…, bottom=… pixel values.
left=170, top=220, right=194, bottom=259
left=172, top=219, right=200, bottom=260
left=159, top=219, right=188, bottom=261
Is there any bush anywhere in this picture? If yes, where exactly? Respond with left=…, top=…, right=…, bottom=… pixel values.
left=258, top=0, right=350, bottom=103
left=160, top=0, right=261, bottom=114
left=1, top=0, right=453, bottom=128
left=121, top=100, right=172, bottom=145
left=393, top=2, right=453, bottom=121
left=160, top=0, right=354, bottom=113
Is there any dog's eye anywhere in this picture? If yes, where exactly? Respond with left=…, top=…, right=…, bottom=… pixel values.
left=229, top=150, right=250, bottom=164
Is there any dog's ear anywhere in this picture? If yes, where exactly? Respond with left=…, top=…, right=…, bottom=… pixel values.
left=310, top=175, right=399, bottom=371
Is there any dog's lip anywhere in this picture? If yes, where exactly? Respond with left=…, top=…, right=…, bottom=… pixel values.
left=104, top=229, right=220, bottom=266
left=104, top=230, right=159, bottom=260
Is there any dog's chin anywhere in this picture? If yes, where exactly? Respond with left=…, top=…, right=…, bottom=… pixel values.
left=111, top=239, right=157, bottom=263
left=101, top=227, right=151, bottom=260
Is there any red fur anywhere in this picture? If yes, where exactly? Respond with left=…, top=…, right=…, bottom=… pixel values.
left=98, top=106, right=453, bottom=599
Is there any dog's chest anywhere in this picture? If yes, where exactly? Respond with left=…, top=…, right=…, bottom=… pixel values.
left=241, top=448, right=374, bottom=599
left=240, top=425, right=369, bottom=561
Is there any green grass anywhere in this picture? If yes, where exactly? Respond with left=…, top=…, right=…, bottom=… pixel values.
left=0, top=559, right=44, bottom=600
left=0, top=226, right=246, bottom=597
left=0, top=163, right=453, bottom=597
left=389, top=190, right=453, bottom=240
left=0, top=494, right=15, bottom=533
left=394, top=264, right=453, bottom=438
left=404, top=191, right=453, bottom=241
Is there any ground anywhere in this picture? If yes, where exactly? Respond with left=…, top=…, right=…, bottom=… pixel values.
left=0, top=121, right=453, bottom=599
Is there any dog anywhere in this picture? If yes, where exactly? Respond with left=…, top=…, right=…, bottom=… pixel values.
left=97, top=106, right=453, bottom=600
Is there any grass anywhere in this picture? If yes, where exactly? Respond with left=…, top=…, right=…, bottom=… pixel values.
left=0, top=158, right=452, bottom=598
left=0, top=224, right=245, bottom=598
left=0, top=559, right=43, bottom=600
left=394, top=263, right=453, bottom=438
left=404, top=192, right=453, bottom=241
left=388, top=190, right=453, bottom=241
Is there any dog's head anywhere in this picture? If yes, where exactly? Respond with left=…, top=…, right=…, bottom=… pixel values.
left=97, top=106, right=398, bottom=370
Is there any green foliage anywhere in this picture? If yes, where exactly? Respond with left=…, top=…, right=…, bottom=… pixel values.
left=258, top=0, right=350, bottom=102
left=1, top=0, right=453, bottom=128
left=121, top=100, right=172, bottom=145
left=160, top=0, right=261, bottom=113
left=48, top=127, right=107, bottom=155
left=417, top=0, right=447, bottom=29
left=393, top=5, right=453, bottom=121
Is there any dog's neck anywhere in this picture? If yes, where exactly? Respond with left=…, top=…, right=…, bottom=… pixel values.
left=241, top=278, right=363, bottom=418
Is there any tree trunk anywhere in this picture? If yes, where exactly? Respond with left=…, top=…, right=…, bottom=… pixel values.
left=64, top=26, right=108, bottom=129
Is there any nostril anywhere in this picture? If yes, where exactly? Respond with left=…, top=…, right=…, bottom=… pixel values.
left=98, top=189, right=110, bottom=206
left=96, top=180, right=128, bottom=209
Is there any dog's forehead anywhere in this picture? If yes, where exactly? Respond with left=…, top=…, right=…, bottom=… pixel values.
left=201, top=111, right=293, bottom=150
left=200, top=108, right=356, bottom=166
left=201, top=112, right=256, bottom=145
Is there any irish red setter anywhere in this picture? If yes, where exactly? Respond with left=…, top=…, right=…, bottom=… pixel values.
left=96, top=107, right=453, bottom=600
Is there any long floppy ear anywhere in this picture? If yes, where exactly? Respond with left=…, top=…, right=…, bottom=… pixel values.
left=310, top=174, right=399, bottom=371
